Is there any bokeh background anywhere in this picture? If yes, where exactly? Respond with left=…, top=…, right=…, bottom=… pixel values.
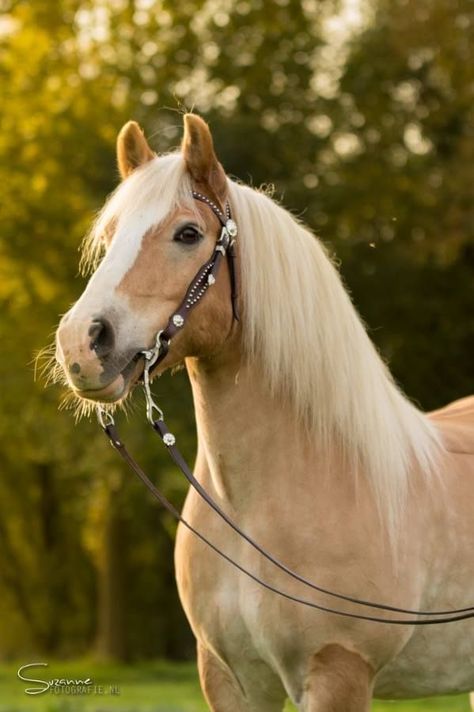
left=0, top=0, right=473, bottom=709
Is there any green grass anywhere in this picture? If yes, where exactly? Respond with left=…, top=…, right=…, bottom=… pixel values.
left=0, top=660, right=469, bottom=711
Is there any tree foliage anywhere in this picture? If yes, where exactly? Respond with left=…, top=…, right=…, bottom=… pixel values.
left=0, top=0, right=472, bottom=660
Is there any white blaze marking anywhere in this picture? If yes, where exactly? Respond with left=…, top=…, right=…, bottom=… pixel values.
left=69, top=206, right=158, bottom=319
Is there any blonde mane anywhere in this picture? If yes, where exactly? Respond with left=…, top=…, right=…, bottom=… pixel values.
left=228, top=180, right=442, bottom=539
left=82, top=154, right=442, bottom=539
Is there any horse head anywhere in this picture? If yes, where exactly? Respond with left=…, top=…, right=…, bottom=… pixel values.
left=55, top=115, right=236, bottom=403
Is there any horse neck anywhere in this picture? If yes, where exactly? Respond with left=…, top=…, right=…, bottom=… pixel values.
left=185, top=343, right=353, bottom=509
left=184, top=344, right=416, bottom=571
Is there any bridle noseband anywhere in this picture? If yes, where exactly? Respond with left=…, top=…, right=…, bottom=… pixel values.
left=95, top=192, right=474, bottom=626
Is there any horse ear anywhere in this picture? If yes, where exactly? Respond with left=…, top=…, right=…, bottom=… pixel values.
left=182, top=114, right=226, bottom=195
left=117, top=121, right=155, bottom=179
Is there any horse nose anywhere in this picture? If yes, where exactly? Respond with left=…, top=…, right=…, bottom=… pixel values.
left=55, top=312, right=119, bottom=391
left=88, top=317, right=115, bottom=359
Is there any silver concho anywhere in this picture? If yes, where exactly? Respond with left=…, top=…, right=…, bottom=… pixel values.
left=163, top=432, right=176, bottom=447
left=172, top=314, right=184, bottom=328
left=208, top=274, right=216, bottom=285
left=226, top=219, right=238, bottom=238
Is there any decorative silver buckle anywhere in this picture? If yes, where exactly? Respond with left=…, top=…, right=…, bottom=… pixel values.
left=140, top=333, right=165, bottom=424
left=140, top=329, right=167, bottom=370
left=226, top=219, right=238, bottom=238
left=142, top=360, right=164, bottom=424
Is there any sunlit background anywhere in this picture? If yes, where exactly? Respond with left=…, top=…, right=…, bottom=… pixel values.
left=0, top=0, right=472, bottom=709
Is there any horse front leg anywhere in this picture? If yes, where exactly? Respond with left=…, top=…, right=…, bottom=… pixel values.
left=198, top=643, right=248, bottom=712
left=197, top=642, right=285, bottom=712
left=301, top=644, right=374, bottom=712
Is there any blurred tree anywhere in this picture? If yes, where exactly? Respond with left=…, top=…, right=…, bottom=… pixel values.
left=0, top=0, right=196, bottom=660
left=312, top=0, right=474, bottom=407
left=313, top=0, right=473, bottom=258
left=0, top=0, right=112, bottom=656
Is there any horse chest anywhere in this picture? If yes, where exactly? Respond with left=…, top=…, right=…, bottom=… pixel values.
left=175, top=486, right=398, bottom=684
left=174, top=455, right=474, bottom=702
left=175, top=513, right=273, bottom=659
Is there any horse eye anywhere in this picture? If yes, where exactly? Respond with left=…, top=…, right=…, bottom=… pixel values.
left=174, top=225, right=203, bottom=245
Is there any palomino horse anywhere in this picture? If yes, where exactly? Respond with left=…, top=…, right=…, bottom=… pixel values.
left=55, top=114, right=474, bottom=711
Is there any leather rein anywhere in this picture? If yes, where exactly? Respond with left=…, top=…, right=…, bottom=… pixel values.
left=96, top=191, right=474, bottom=626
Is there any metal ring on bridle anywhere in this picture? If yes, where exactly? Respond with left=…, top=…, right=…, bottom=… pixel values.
left=140, top=329, right=168, bottom=370
left=96, top=406, right=115, bottom=428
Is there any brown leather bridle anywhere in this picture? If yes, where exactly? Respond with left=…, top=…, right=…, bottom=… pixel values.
left=139, top=191, right=239, bottom=387
left=96, top=192, right=474, bottom=625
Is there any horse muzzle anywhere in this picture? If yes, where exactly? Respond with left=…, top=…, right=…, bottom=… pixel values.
left=55, top=312, right=143, bottom=402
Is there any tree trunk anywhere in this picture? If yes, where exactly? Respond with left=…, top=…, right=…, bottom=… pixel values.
left=95, top=477, right=127, bottom=661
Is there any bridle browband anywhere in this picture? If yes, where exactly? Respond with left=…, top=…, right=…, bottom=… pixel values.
left=96, top=192, right=474, bottom=626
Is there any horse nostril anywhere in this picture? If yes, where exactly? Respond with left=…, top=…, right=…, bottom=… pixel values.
left=89, top=317, right=115, bottom=358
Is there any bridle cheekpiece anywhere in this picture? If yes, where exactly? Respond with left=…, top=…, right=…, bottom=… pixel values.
left=132, top=190, right=238, bottom=425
